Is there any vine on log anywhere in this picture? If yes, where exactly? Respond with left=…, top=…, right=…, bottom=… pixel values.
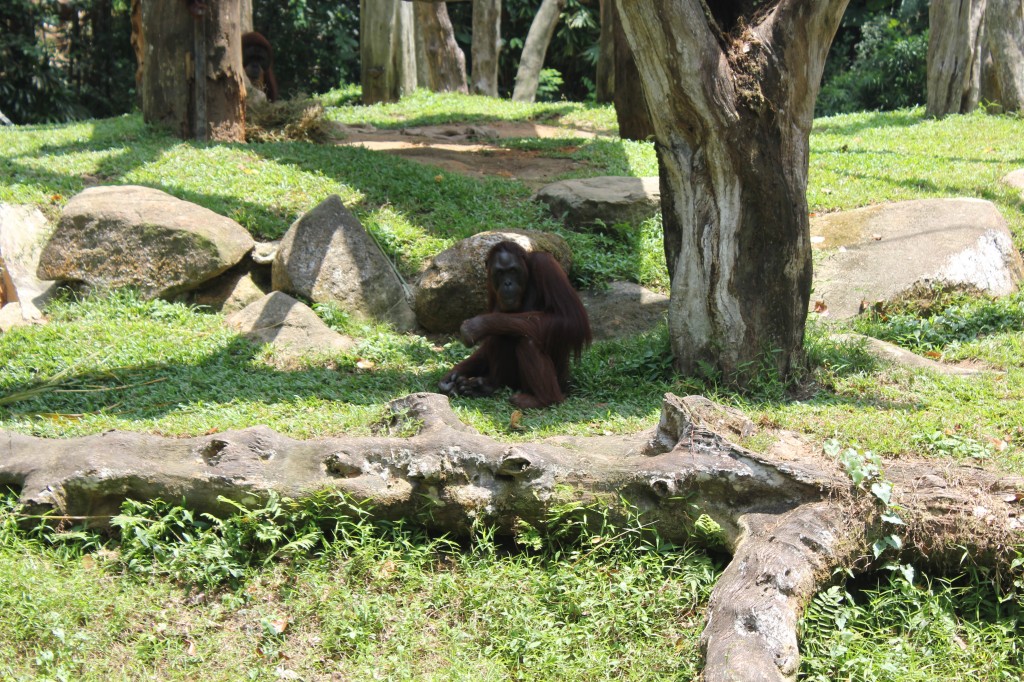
left=2, top=392, right=1021, bottom=681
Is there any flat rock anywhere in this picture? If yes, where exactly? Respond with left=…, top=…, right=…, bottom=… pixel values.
left=226, top=291, right=355, bottom=358
left=0, top=203, right=58, bottom=319
left=413, top=230, right=573, bottom=334
left=579, top=281, right=668, bottom=340
left=811, top=199, right=1024, bottom=318
left=272, top=195, right=417, bottom=332
left=37, top=186, right=255, bottom=299
left=533, top=176, right=660, bottom=229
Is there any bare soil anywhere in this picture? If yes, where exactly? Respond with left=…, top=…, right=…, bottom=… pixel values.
left=335, top=121, right=601, bottom=188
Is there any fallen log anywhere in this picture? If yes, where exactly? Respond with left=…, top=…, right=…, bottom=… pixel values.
left=2, top=392, right=1021, bottom=681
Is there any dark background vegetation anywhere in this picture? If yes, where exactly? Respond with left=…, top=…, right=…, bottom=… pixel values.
left=1, top=0, right=927, bottom=125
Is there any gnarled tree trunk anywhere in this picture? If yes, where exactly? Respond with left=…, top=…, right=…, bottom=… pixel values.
left=616, top=1, right=849, bottom=386
left=927, top=0, right=987, bottom=117
left=139, top=0, right=245, bottom=142
left=471, top=0, right=502, bottom=96
left=2, top=392, right=1021, bottom=682
left=511, top=0, right=564, bottom=102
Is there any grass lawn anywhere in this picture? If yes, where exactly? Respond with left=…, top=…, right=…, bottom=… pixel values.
left=1, top=90, right=1023, bottom=679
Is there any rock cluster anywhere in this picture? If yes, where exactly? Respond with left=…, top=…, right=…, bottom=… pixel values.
left=4, top=172, right=1024, bottom=354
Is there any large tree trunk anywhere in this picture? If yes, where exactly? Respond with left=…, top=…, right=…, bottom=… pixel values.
left=927, top=0, right=987, bottom=117
left=986, top=0, right=1024, bottom=112
left=471, top=0, right=502, bottom=96
left=413, top=1, right=469, bottom=93
left=361, top=0, right=418, bottom=104
left=3, top=392, right=1021, bottom=681
left=139, top=0, right=245, bottom=142
left=616, top=2, right=848, bottom=386
left=511, top=0, right=564, bottom=103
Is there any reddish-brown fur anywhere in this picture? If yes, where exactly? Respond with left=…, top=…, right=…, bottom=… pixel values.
left=242, top=31, right=279, bottom=102
left=439, top=241, right=592, bottom=409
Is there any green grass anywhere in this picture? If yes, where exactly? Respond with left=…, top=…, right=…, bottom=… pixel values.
left=3, top=94, right=1024, bottom=677
left=0, top=493, right=718, bottom=681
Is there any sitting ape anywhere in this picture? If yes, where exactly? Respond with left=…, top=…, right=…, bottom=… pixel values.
left=439, top=241, right=592, bottom=408
left=242, top=32, right=279, bottom=102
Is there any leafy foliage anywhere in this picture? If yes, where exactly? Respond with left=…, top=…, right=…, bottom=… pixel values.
left=253, top=0, right=359, bottom=98
left=0, top=0, right=135, bottom=124
left=818, top=1, right=929, bottom=116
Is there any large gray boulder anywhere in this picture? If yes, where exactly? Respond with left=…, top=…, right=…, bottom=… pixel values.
left=37, top=186, right=255, bottom=299
left=272, top=195, right=417, bottom=332
left=533, top=176, right=660, bottom=229
left=0, top=203, right=58, bottom=320
left=226, top=292, right=355, bottom=360
left=413, top=230, right=573, bottom=333
left=811, top=199, right=1024, bottom=318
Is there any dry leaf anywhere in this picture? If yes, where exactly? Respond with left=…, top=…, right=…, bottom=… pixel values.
left=924, top=350, right=942, bottom=360
left=267, top=616, right=289, bottom=636
left=813, top=300, right=829, bottom=314
left=434, top=174, right=444, bottom=182
left=871, top=233, right=882, bottom=240
left=81, top=554, right=96, bottom=570
left=186, top=639, right=198, bottom=656
left=509, top=410, right=525, bottom=431
left=356, top=359, right=375, bottom=370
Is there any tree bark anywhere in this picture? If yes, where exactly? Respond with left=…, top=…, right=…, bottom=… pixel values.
left=615, top=1, right=849, bottom=386
left=413, top=1, right=469, bottom=93
left=361, top=0, right=418, bottom=104
left=471, top=0, right=502, bottom=96
left=511, top=0, right=564, bottom=103
left=140, top=0, right=245, bottom=142
left=595, top=0, right=614, bottom=103
left=240, top=0, right=252, bottom=33
left=610, top=1, right=651, bottom=141
left=986, top=0, right=1024, bottom=112
left=927, top=0, right=988, bottom=117
left=2, top=392, right=1021, bottom=681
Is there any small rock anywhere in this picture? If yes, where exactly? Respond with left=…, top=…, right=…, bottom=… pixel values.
left=226, top=291, right=355, bottom=358
left=0, top=203, right=58, bottom=319
left=579, top=281, right=668, bottom=340
left=533, top=176, right=660, bottom=229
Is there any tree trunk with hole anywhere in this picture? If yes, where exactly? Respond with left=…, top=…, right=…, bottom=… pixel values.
left=139, top=0, right=245, bottom=142
left=361, top=0, right=418, bottom=104
left=511, top=0, right=564, bottom=103
left=2, top=392, right=1021, bottom=681
left=471, top=0, right=502, bottom=96
left=414, top=1, right=468, bottom=93
left=986, top=0, right=1024, bottom=112
left=615, top=1, right=848, bottom=386
left=927, top=0, right=987, bottom=117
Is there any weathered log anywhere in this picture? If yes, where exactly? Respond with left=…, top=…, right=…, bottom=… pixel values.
left=2, top=392, right=1021, bottom=681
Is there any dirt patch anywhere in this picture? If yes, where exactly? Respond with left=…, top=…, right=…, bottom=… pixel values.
left=335, top=122, right=601, bottom=188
